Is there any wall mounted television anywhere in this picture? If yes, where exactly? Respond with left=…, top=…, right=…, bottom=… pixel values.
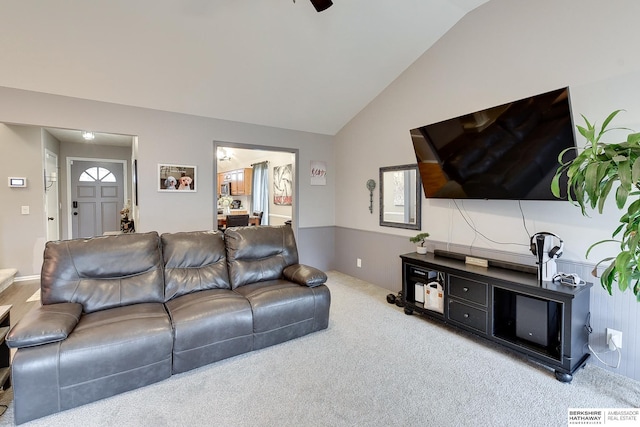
left=411, top=87, right=577, bottom=200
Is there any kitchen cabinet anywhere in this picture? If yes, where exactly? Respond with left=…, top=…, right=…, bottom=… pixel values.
left=217, top=173, right=225, bottom=195
left=219, top=168, right=252, bottom=196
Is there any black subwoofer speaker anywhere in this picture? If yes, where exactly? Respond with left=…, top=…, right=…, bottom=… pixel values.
left=311, top=0, right=333, bottom=12
left=515, top=294, right=556, bottom=347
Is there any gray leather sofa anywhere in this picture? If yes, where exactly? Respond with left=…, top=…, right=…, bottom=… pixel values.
left=6, top=225, right=330, bottom=424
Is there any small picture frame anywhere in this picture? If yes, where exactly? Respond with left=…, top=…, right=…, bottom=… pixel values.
left=158, top=164, right=197, bottom=192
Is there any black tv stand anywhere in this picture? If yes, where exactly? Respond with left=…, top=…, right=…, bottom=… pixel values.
left=400, top=252, right=592, bottom=382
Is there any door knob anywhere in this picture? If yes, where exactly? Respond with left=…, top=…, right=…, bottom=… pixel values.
left=73, top=212, right=78, bottom=216
left=47, top=217, right=54, bottom=221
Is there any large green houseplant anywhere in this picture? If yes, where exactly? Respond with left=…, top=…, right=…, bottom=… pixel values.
left=552, top=110, right=640, bottom=301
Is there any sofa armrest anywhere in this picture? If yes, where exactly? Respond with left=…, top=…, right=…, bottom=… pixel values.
left=283, top=264, right=327, bottom=287
left=6, top=302, right=83, bottom=349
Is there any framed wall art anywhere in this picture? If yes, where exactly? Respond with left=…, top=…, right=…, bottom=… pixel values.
left=273, top=163, right=292, bottom=205
left=158, top=164, right=197, bottom=192
left=310, top=160, right=327, bottom=186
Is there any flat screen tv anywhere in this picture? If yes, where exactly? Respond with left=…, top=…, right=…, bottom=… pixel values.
left=411, top=87, right=577, bottom=200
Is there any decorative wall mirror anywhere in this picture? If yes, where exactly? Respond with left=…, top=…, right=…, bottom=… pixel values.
left=379, top=164, right=421, bottom=230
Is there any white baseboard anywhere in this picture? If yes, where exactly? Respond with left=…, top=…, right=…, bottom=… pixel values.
left=14, top=275, right=40, bottom=282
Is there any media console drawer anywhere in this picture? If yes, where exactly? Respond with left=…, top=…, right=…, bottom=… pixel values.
left=449, top=275, right=487, bottom=306
left=447, top=299, right=487, bottom=334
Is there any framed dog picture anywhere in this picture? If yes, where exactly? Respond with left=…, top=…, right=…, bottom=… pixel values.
left=158, top=164, right=197, bottom=192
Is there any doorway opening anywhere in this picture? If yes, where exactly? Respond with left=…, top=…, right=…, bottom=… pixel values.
left=44, top=149, right=60, bottom=242
left=41, top=127, right=136, bottom=240
left=214, top=142, right=298, bottom=231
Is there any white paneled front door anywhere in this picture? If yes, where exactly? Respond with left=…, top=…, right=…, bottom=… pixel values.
left=70, top=160, right=124, bottom=238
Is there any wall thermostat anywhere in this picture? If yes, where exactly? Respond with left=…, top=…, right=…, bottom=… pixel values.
left=8, top=177, right=27, bottom=188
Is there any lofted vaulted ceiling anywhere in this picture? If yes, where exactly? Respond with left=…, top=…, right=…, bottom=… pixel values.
left=0, top=0, right=488, bottom=135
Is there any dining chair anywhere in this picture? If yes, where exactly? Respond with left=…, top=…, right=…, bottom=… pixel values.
left=252, top=211, right=264, bottom=225
left=226, top=214, right=250, bottom=227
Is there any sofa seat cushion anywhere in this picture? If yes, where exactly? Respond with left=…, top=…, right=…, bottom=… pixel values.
left=11, top=302, right=173, bottom=423
left=59, top=303, right=173, bottom=388
left=234, top=280, right=331, bottom=350
left=165, top=289, right=254, bottom=374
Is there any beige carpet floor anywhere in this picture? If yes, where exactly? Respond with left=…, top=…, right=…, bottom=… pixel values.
left=0, top=271, right=638, bottom=426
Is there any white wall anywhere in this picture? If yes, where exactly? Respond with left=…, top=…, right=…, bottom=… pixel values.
left=0, top=86, right=335, bottom=275
left=0, top=124, right=47, bottom=276
left=336, top=0, right=640, bottom=263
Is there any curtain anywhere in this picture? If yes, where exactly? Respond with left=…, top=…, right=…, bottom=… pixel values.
left=251, top=161, right=269, bottom=225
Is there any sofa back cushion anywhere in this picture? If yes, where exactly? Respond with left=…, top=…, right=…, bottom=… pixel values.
left=161, top=230, right=231, bottom=301
left=225, top=225, right=299, bottom=289
left=41, top=232, right=164, bottom=313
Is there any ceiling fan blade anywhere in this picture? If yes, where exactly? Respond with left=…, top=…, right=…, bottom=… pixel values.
left=310, top=0, right=333, bottom=12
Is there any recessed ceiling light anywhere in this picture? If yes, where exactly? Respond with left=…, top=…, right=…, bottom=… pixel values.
left=81, top=131, right=95, bottom=141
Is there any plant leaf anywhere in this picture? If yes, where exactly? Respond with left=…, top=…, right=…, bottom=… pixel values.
left=600, top=109, right=625, bottom=138
left=616, top=184, right=630, bottom=209
left=598, top=179, right=614, bottom=213
left=612, top=154, right=628, bottom=163
left=632, top=157, right=640, bottom=185
left=615, top=251, right=632, bottom=292
left=586, top=239, right=620, bottom=258
left=618, top=159, right=631, bottom=190
left=600, top=262, right=616, bottom=295
left=584, top=163, right=601, bottom=207
left=550, top=172, right=561, bottom=198
left=577, top=122, right=592, bottom=141
left=628, top=132, right=640, bottom=145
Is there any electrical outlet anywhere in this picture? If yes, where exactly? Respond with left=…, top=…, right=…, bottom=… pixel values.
left=606, top=328, right=622, bottom=350
left=356, top=258, right=362, bottom=268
